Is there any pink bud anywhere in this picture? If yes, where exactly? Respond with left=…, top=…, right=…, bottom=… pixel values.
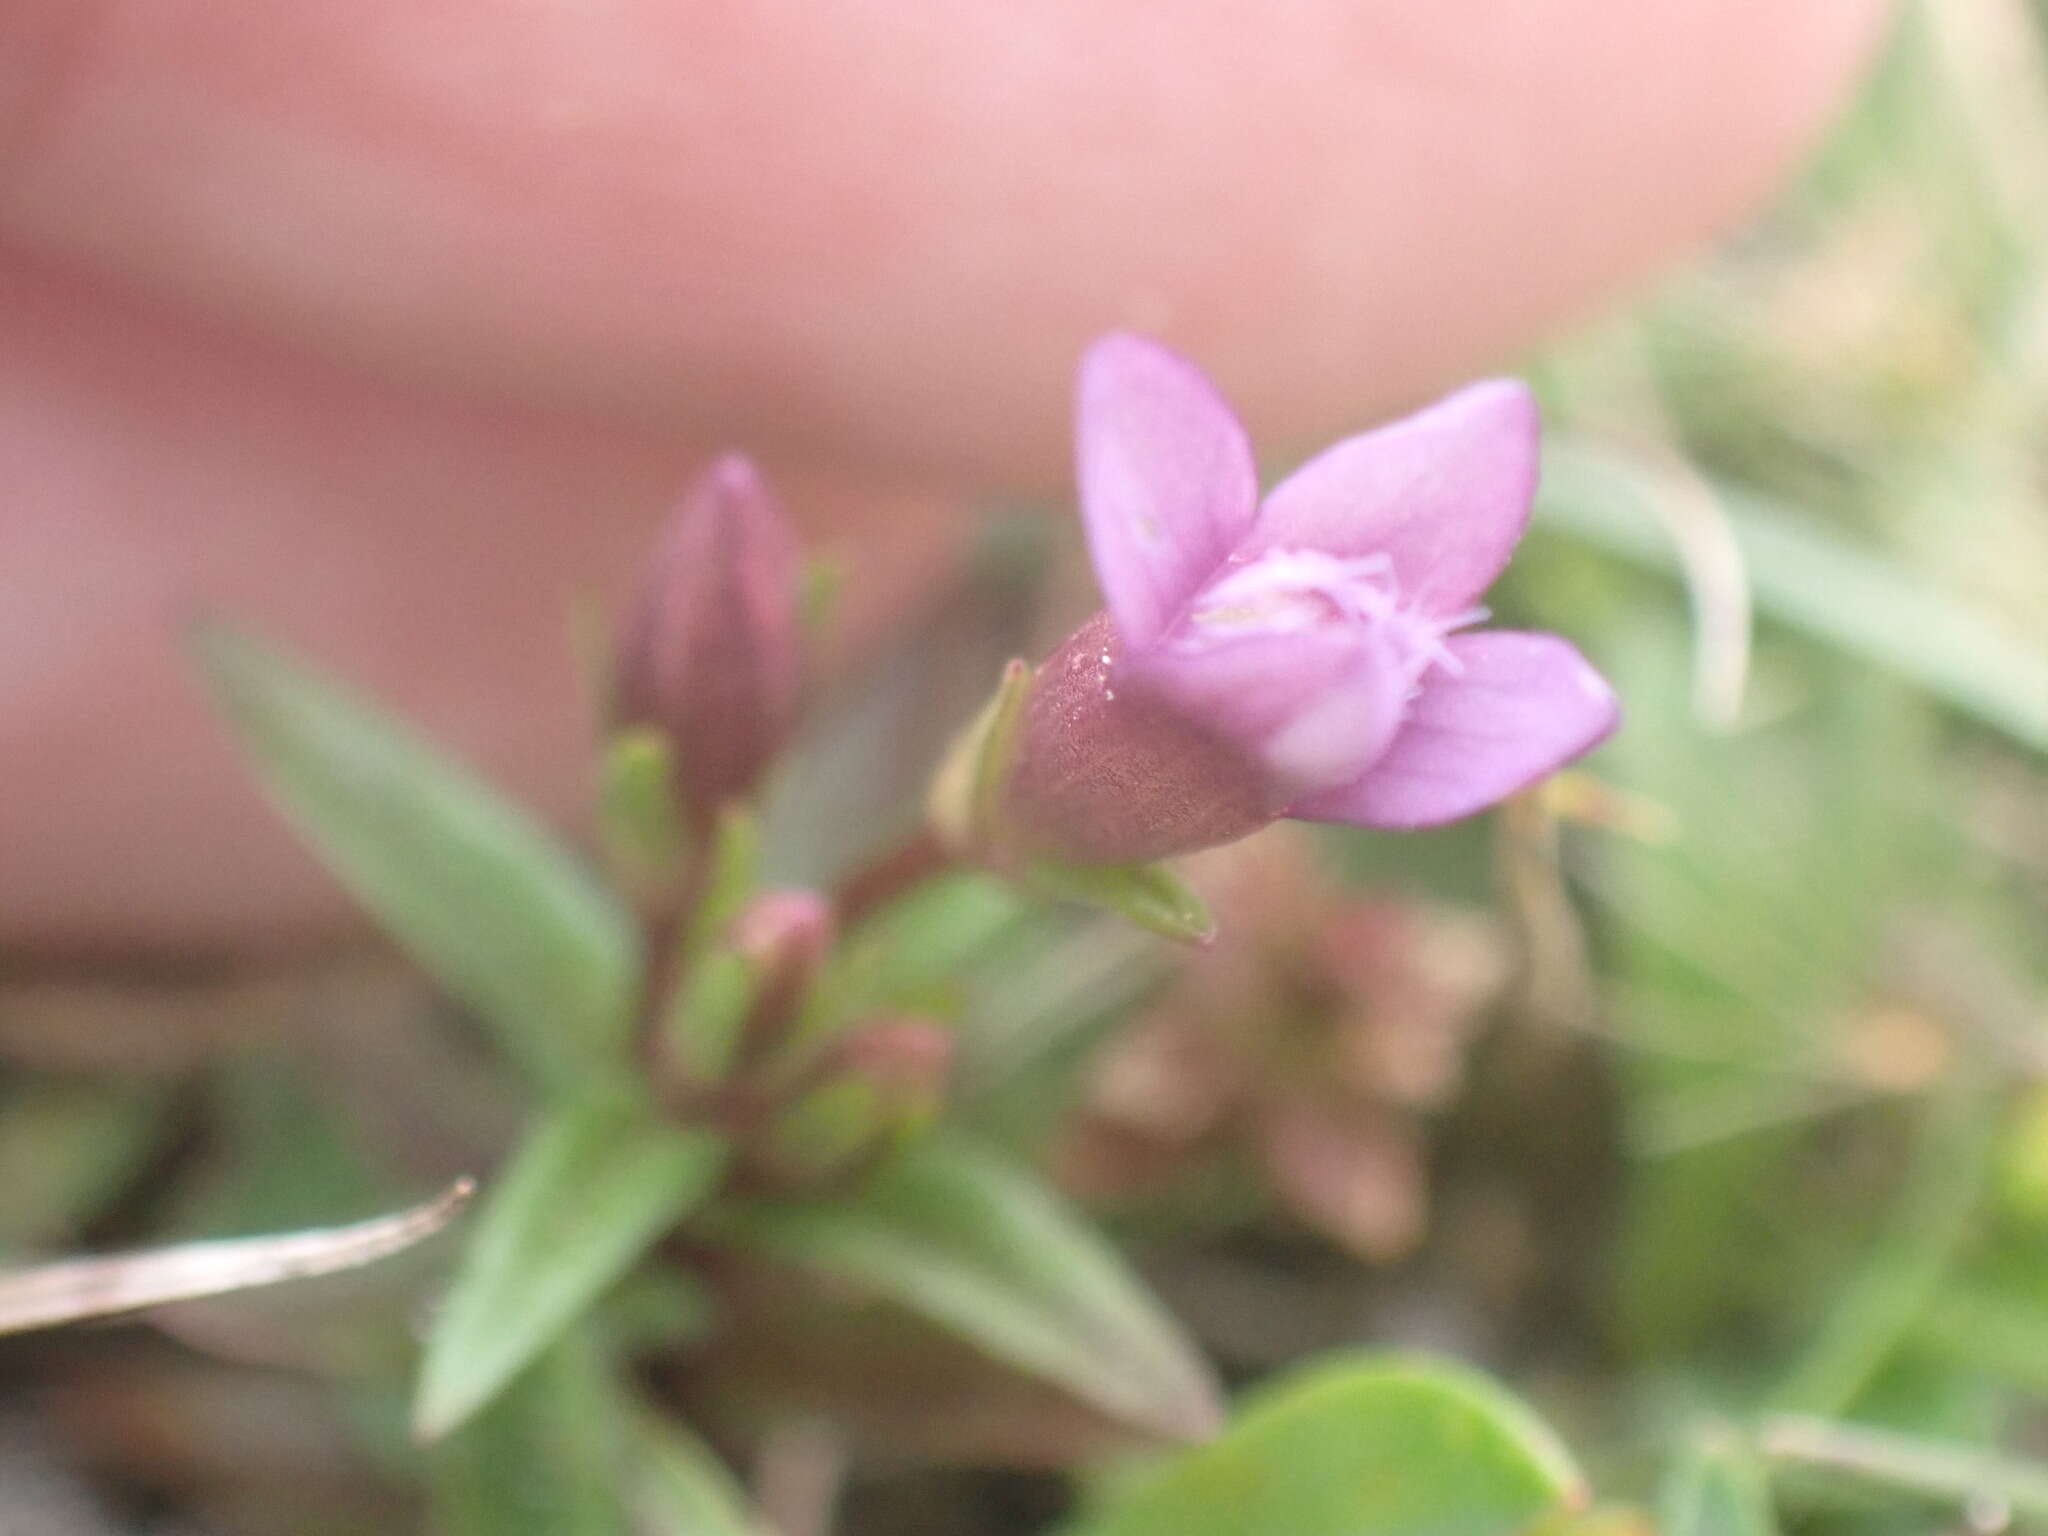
left=730, top=888, right=835, bottom=1056
left=761, top=1018, right=955, bottom=1184
left=615, top=455, right=802, bottom=829
left=831, top=1017, right=955, bottom=1112
left=732, top=888, right=834, bottom=973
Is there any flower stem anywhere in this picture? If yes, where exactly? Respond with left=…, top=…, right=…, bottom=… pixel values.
left=835, top=827, right=955, bottom=927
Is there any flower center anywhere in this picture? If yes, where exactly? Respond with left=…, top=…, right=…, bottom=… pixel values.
left=1178, top=549, right=1478, bottom=683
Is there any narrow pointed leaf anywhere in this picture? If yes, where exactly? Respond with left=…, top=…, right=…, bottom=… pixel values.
left=665, top=950, right=756, bottom=1083
left=840, top=872, right=1030, bottom=1016
left=192, top=624, right=641, bottom=1091
left=0, top=1180, right=471, bottom=1335
left=712, top=1133, right=1220, bottom=1442
left=431, top=1329, right=627, bottom=1536
left=598, top=726, right=690, bottom=893
left=632, top=1411, right=765, bottom=1536
left=1063, top=1354, right=1586, bottom=1536
left=416, top=1099, right=726, bottom=1440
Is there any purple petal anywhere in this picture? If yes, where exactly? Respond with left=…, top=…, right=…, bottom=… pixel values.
left=1244, top=379, right=1539, bottom=617
left=1076, top=334, right=1260, bottom=651
left=1290, top=630, right=1618, bottom=829
left=1130, top=627, right=1413, bottom=801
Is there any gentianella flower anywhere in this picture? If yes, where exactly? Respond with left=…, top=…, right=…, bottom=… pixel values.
left=956, top=333, right=1618, bottom=871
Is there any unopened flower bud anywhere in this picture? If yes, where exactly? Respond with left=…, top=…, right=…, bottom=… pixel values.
left=731, top=888, right=835, bottom=1058
left=662, top=886, right=832, bottom=1084
left=732, top=887, right=833, bottom=970
left=766, top=1018, right=954, bottom=1180
left=830, top=1017, right=954, bottom=1116
left=616, top=455, right=802, bottom=830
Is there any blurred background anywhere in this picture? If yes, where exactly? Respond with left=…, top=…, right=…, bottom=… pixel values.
left=6, top=1, right=2048, bottom=1531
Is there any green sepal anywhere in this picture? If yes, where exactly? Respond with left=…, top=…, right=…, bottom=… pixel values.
left=663, top=805, right=765, bottom=1071
left=684, top=806, right=762, bottom=959
left=663, top=949, right=756, bottom=1085
left=928, top=658, right=1031, bottom=856
left=598, top=727, right=690, bottom=897
left=1027, top=859, right=1215, bottom=947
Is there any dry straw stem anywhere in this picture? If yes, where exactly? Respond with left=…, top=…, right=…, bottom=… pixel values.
left=0, top=1179, right=473, bottom=1336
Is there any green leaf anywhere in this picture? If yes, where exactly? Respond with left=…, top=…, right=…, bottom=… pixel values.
left=430, top=1330, right=628, bottom=1536
left=1661, top=1432, right=1778, bottom=1536
left=711, top=1133, right=1220, bottom=1442
left=1761, top=1414, right=2048, bottom=1522
left=1523, top=1511, right=1654, bottom=1536
left=1027, top=860, right=1215, bottom=946
left=415, top=1097, right=726, bottom=1440
left=664, top=949, right=756, bottom=1084
left=840, top=871, right=1030, bottom=1016
left=952, top=916, right=1171, bottom=1153
left=631, top=1412, right=764, bottom=1536
left=1063, top=1354, right=1586, bottom=1536
left=192, top=624, right=640, bottom=1092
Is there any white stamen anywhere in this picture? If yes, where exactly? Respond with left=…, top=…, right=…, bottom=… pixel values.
left=1173, top=547, right=1466, bottom=685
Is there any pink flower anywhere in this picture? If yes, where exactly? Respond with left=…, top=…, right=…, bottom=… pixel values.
left=614, top=455, right=802, bottom=830
left=998, top=334, right=1618, bottom=866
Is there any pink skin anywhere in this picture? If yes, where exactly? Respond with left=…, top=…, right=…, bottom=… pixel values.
left=0, top=2, right=1889, bottom=951
left=1004, top=337, right=1618, bottom=866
